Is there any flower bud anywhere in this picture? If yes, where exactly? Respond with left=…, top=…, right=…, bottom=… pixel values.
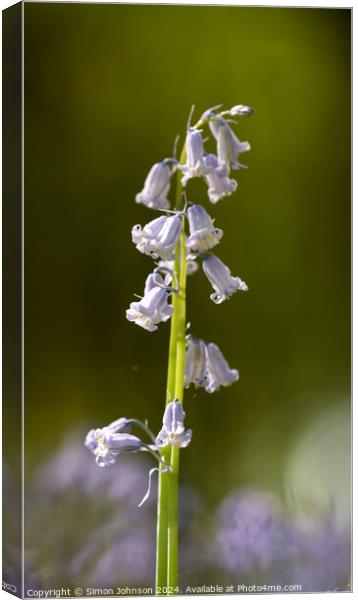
left=229, top=104, right=254, bottom=117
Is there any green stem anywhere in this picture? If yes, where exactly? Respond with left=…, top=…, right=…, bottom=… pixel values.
left=167, top=221, right=187, bottom=591
left=155, top=228, right=181, bottom=593
left=128, top=418, right=156, bottom=444
left=156, top=443, right=170, bottom=593
left=156, top=334, right=177, bottom=592
left=156, top=143, right=188, bottom=594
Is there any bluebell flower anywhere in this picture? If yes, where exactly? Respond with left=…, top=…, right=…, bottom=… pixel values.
left=184, top=335, right=207, bottom=389
left=180, top=128, right=208, bottom=186
left=132, top=215, right=167, bottom=253
left=202, top=254, right=248, bottom=304
left=126, top=285, right=173, bottom=332
left=135, top=161, right=172, bottom=210
left=203, top=153, right=238, bottom=204
left=143, top=271, right=172, bottom=295
left=186, top=204, right=223, bottom=256
left=209, top=117, right=250, bottom=170
left=85, top=418, right=131, bottom=452
left=132, top=214, right=181, bottom=261
left=156, top=400, right=192, bottom=448
left=85, top=428, right=142, bottom=467
left=204, top=342, right=239, bottom=393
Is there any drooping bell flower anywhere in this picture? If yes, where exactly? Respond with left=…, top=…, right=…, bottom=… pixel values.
left=184, top=335, right=207, bottom=389
left=209, top=117, right=250, bottom=170
left=132, top=214, right=181, bottom=261
left=180, top=128, right=208, bottom=186
left=203, top=153, right=238, bottom=204
left=135, top=161, right=172, bottom=209
left=186, top=204, right=223, bottom=256
left=156, top=400, right=192, bottom=448
left=202, top=254, right=248, bottom=304
left=85, top=428, right=142, bottom=467
left=204, top=342, right=239, bottom=393
left=126, top=285, right=173, bottom=332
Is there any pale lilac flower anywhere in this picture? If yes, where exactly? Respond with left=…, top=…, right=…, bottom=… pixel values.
left=203, top=154, right=238, bottom=204
left=180, top=128, right=209, bottom=186
left=204, top=342, right=239, bottom=393
left=85, top=428, right=142, bottom=467
left=186, top=204, right=223, bottom=256
left=126, top=285, right=173, bottom=332
left=156, top=400, right=192, bottom=448
left=209, top=118, right=250, bottom=170
left=132, top=214, right=181, bottom=261
left=106, top=417, right=132, bottom=433
left=132, top=215, right=167, bottom=253
left=202, top=254, right=248, bottom=304
left=135, top=161, right=172, bottom=210
left=85, top=417, right=131, bottom=452
left=143, top=271, right=172, bottom=294
left=184, top=335, right=208, bottom=389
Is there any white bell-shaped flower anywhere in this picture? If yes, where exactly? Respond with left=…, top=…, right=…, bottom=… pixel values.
left=203, top=154, right=238, bottom=204
left=156, top=400, right=192, bottom=448
left=132, top=214, right=181, bottom=261
left=136, top=161, right=172, bottom=209
left=202, top=254, right=248, bottom=304
left=186, top=204, right=223, bottom=255
left=180, top=128, right=209, bottom=186
left=204, top=342, right=239, bottom=393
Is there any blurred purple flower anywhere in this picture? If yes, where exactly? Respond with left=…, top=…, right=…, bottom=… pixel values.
left=215, top=489, right=293, bottom=574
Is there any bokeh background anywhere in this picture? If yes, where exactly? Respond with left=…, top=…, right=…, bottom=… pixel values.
left=16, top=3, right=352, bottom=594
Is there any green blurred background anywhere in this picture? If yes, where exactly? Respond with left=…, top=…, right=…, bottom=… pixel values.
left=22, top=2, right=350, bottom=587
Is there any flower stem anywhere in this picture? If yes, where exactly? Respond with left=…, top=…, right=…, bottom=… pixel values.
left=168, top=220, right=187, bottom=591
left=156, top=145, right=187, bottom=594
left=156, top=318, right=178, bottom=591
left=156, top=444, right=170, bottom=592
